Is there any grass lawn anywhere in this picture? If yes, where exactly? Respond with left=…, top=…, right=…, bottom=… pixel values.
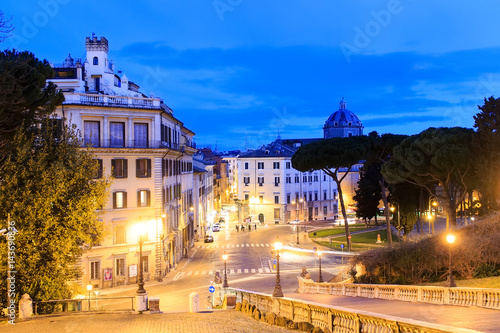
left=313, top=229, right=401, bottom=252
left=421, top=276, right=500, bottom=288
left=309, top=225, right=372, bottom=238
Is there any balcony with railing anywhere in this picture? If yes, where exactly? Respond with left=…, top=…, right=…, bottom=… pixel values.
left=64, top=92, right=161, bottom=109
left=82, top=139, right=184, bottom=150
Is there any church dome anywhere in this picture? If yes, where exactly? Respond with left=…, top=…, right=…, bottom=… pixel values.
left=323, top=98, right=363, bottom=138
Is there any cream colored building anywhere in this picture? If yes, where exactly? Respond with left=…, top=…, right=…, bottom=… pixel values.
left=48, top=36, right=196, bottom=288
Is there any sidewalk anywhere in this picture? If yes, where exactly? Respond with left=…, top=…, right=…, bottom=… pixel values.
left=2, top=310, right=298, bottom=333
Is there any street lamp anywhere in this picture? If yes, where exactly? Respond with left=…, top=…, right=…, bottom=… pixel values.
left=135, top=222, right=148, bottom=312
left=272, top=238, right=284, bottom=297
left=446, top=234, right=457, bottom=287
left=222, top=251, right=229, bottom=288
left=86, top=283, right=92, bottom=311
left=390, top=201, right=401, bottom=238
left=292, top=200, right=299, bottom=244
left=316, top=250, right=324, bottom=283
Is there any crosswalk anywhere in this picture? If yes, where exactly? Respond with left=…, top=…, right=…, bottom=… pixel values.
left=174, top=267, right=271, bottom=281
left=199, top=243, right=271, bottom=249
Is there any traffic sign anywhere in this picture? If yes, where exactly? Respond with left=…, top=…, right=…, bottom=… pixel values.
left=273, top=259, right=277, bottom=264
left=340, top=244, right=344, bottom=249
left=210, top=280, right=214, bottom=286
left=209, top=286, right=215, bottom=293
left=348, top=235, right=351, bottom=239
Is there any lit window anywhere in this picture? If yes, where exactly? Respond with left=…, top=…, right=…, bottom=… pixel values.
left=113, top=191, right=127, bottom=209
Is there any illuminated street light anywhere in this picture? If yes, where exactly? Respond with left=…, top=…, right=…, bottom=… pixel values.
left=86, top=283, right=92, bottom=311
left=272, top=238, right=284, bottom=297
left=446, top=234, right=457, bottom=288
left=222, top=251, right=229, bottom=288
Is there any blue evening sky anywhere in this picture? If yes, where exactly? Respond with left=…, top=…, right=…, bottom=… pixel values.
left=2, top=0, right=500, bottom=151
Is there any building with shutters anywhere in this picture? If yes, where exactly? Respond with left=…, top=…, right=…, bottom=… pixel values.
left=48, top=36, right=196, bottom=288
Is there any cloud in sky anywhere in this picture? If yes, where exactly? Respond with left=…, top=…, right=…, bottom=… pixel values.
left=2, top=0, right=500, bottom=150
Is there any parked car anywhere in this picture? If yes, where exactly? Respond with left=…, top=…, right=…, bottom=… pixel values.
left=287, top=220, right=300, bottom=225
left=204, top=235, right=214, bottom=243
left=212, top=224, right=220, bottom=232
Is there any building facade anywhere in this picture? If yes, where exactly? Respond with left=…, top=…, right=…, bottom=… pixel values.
left=48, top=36, right=196, bottom=288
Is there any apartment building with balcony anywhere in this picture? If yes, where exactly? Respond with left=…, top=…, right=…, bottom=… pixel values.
left=48, top=36, right=196, bottom=288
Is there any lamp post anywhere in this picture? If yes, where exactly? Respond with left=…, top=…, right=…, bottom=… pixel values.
left=316, top=250, right=324, bottom=283
left=222, top=251, right=229, bottom=288
left=390, top=200, right=401, bottom=239
left=135, top=222, right=148, bottom=312
left=429, top=196, right=437, bottom=234
left=292, top=200, right=299, bottom=244
left=446, top=234, right=457, bottom=287
left=86, top=283, right=92, bottom=311
left=272, top=238, right=284, bottom=297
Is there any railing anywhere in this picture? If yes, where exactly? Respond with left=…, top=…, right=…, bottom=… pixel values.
left=63, top=93, right=161, bottom=109
left=81, top=140, right=186, bottom=150
left=297, top=277, right=500, bottom=310
left=33, top=296, right=135, bottom=314
left=222, top=287, right=480, bottom=333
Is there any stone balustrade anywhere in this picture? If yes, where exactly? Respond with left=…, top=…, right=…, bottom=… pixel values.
left=63, top=93, right=161, bottom=109
left=223, top=287, right=480, bottom=333
left=297, top=277, right=500, bottom=310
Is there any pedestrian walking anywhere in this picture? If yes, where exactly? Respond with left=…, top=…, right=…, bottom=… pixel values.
left=242, top=225, right=245, bottom=232
left=236, top=225, right=239, bottom=232
left=254, top=223, right=257, bottom=230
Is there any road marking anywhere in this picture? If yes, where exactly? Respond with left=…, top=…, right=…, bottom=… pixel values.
left=264, top=267, right=270, bottom=272
left=230, top=245, right=235, bottom=248
left=237, top=269, right=242, bottom=274
left=236, top=244, right=240, bottom=247
left=182, top=259, right=192, bottom=269
left=174, top=272, right=184, bottom=281
left=245, top=244, right=249, bottom=247
left=187, top=271, right=193, bottom=276
left=265, top=244, right=270, bottom=247
left=194, top=271, right=200, bottom=275
left=202, top=270, right=207, bottom=275
left=244, top=269, right=249, bottom=273
left=251, top=244, right=255, bottom=247
left=261, top=244, right=265, bottom=247
left=209, top=270, right=213, bottom=275
left=258, top=268, right=263, bottom=273
left=251, top=268, right=256, bottom=273
left=220, top=245, right=225, bottom=248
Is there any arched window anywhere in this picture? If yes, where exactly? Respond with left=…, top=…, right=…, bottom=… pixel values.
left=93, top=57, right=99, bottom=65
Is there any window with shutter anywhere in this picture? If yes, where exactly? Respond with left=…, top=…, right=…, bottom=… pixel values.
left=112, top=159, right=128, bottom=178
left=134, top=123, right=148, bottom=148
left=84, top=121, right=100, bottom=147
left=136, top=159, right=151, bottom=178
left=110, top=122, right=125, bottom=147
left=137, top=190, right=150, bottom=207
left=113, top=191, right=127, bottom=209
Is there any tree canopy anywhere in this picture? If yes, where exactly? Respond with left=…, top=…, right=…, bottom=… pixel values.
left=353, top=163, right=382, bottom=226
left=473, top=96, right=500, bottom=210
left=292, top=135, right=370, bottom=250
left=0, top=123, right=110, bottom=309
left=0, top=49, right=63, bottom=156
left=382, top=127, right=477, bottom=229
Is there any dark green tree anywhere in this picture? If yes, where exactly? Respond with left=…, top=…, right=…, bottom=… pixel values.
left=365, top=132, right=408, bottom=245
left=389, top=181, right=420, bottom=240
left=0, top=123, right=110, bottom=311
left=382, top=127, right=477, bottom=229
left=292, top=136, right=370, bottom=251
left=0, top=49, right=63, bottom=156
left=473, top=96, right=500, bottom=211
left=353, top=163, right=382, bottom=227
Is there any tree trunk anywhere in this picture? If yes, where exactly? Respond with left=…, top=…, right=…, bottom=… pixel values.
left=418, top=188, right=424, bottom=234
left=445, top=195, right=457, bottom=230
left=379, top=178, right=392, bottom=245
left=337, top=180, right=351, bottom=251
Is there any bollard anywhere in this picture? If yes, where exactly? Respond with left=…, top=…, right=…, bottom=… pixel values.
left=189, top=292, right=199, bottom=313
left=19, top=293, right=33, bottom=319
